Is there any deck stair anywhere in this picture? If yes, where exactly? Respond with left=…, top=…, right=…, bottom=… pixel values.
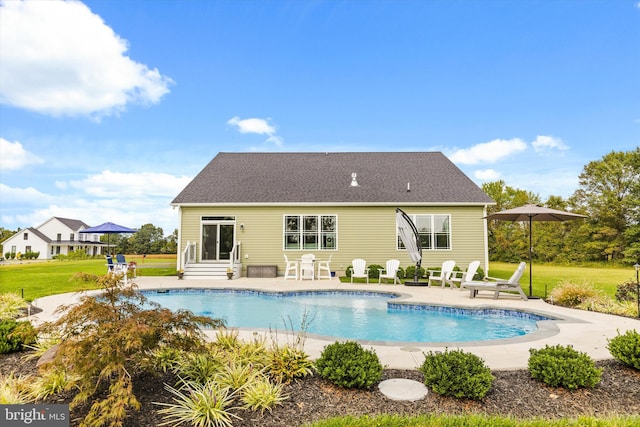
left=183, top=262, right=240, bottom=279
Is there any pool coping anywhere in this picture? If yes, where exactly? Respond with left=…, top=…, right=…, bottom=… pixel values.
left=28, top=276, right=640, bottom=371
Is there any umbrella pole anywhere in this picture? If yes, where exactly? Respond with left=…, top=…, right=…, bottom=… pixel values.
left=529, top=217, right=533, bottom=297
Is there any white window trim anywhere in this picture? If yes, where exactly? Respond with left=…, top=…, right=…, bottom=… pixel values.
left=283, top=214, right=338, bottom=251
left=397, top=213, right=452, bottom=251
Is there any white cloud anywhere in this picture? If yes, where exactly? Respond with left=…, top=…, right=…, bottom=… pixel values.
left=449, top=138, right=527, bottom=165
left=0, top=0, right=173, bottom=118
left=0, top=170, right=191, bottom=233
left=0, top=138, right=44, bottom=171
left=227, top=116, right=284, bottom=146
left=0, top=183, right=52, bottom=204
left=531, top=135, right=568, bottom=153
left=227, top=116, right=276, bottom=135
left=474, top=169, right=501, bottom=180
left=68, top=170, right=192, bottom=198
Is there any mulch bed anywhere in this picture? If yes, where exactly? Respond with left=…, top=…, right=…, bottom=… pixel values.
left=2, top=352, right=639, bottom=426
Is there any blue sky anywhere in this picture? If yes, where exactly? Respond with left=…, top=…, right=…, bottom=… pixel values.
left=1, top=0, right=638, bottom=235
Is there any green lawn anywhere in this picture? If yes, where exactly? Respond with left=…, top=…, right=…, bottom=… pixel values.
left=0, top=256, right=178, bottom=301
left=488, top=262, right=635, bottom=299
left=1, top=257, right=635, bottom=301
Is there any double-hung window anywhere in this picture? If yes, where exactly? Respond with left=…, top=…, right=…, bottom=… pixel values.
left=284, top=215, right=337, bottom=250
left=397, top=214, right=451, bottom=250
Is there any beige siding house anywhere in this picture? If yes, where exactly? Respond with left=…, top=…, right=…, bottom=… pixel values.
left=171, top=152, right=495, bottom=279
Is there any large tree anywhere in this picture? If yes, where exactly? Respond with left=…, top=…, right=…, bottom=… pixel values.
left=481, top=180, right=540, bottom=262
left=126, top=223, right=165, bottom=255
left=569, top=148, right=640, bottom=263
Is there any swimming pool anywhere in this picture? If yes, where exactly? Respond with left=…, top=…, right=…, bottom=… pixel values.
left=142, top=289, right=551, bottom=344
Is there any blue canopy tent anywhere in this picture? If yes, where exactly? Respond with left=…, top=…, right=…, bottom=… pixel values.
left=79, top=222, right=137, bottom=255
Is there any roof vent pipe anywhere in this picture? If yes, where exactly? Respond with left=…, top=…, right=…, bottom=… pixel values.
left=407, top=182, right=411, bottom=192
left=350, top=172, right=359, bottom=187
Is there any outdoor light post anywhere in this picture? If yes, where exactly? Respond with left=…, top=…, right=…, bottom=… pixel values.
left=635, top=263, right=640, bottom=319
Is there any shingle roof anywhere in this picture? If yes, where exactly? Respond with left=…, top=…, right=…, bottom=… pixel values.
left=55, top=217, right=90, bottom=231
left=172, top=152, right=494, bottom=205
left=28, top=227, right=52, bottom=243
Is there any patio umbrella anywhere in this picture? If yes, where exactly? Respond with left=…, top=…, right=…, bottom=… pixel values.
left=485, top=204, right=587, bottom=297
left=396, top=208, right=423, bottom=284
left=79, top=222, right=137, bottom=255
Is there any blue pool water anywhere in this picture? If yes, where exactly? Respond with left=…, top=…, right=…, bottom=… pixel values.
left=142, top=289, right=549, bottom=343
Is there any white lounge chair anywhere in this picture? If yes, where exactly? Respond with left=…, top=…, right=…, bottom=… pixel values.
left=461, top=262, right=528, bottom=300
left=378, top=259, right=401, bottom=285
left=300, top=254, right=315, bottom=281
left=427, top=260, right=456, bottom=288
left=317, top=254, right=333, bottom=280
left=351, top=259, right=369, bottom=284
left=284, top=254, right=298, bottom=280
left=450, top=260, right=480, bottom=289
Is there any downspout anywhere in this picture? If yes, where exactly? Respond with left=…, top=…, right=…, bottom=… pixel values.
left=483, top=204, right=490, bottom=277
left=177, top=206, right=182, bottom=272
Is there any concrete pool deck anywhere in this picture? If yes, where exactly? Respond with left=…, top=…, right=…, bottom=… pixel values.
left=28, top=275, right=640, bottom=371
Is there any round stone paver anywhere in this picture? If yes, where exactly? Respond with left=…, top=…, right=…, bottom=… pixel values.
left=378, top=378, right=428, bottom=401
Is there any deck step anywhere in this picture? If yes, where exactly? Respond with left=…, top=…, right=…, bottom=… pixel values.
left=183, top=263, right=239, bottom=279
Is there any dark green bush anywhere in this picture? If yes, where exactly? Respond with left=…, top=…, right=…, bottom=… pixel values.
left=528, top=345, right=602, bottom=389
left=404, top=266, right=426, bottom=281
left=615, top=281, right=639, bottom=303
left=315, top=341, right=383, bottom=389
left=608, top=329, right=640, bottom=371
left=367, top=264, right=383, bottom=279
left=0, top=319, right=36, bottom=354
left=419, top=349, right=494, bottom=400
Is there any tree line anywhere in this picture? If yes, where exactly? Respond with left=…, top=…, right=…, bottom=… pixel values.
left=483, top=148, right=639, bottom=266
left=1, top=148, right=637, bottom=265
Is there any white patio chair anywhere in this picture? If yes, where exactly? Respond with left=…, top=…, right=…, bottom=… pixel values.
left=462, top=262, right=528, bottom=300
left=351, top=258, right=369, bottom=284
left=283, top=254, right=298, bottom=280
left=317, top=254, right=333, bottom=280
left=378, top=259, right=401, bottom=285
left=427, top=260, right=456, bottom=288
left=450, top=260, right=480, bottom=290
left=300, top=254, right=315, bottom=280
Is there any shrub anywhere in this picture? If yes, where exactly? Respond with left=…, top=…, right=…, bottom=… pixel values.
left=0, top=319, right=36, bottom=354
left=367, top=264, right=383, bottom=279
left=175, top=351, right=224, bottom=385
left=268, top=344, right=314, bottom=383
left=419, top=349, right=494, bottom=400
left=608, top=329, right=640, bottom=371
left=315, top=341, right=383, bottom=389
left=404, top=265, right=426, bottom=281
left=155, top=380, right=241, bottom=427
left=28, top=366, right=78, bottom=400
left=528, top=345, right=602, bottom=390
left=0, top=373, right=32, bottom=404
left=550, top=281, right=603, bottom=308
left=615, top=281, right=639, bottom=303
left=37, top=274, right=226, bottom=427
left=241, top=375, right=287, bottom=414
left=0, top=293, right=28, bottom=320
left=577, top=299, right=638, bottom=317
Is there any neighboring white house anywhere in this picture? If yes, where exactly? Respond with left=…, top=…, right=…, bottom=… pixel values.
left=1, top=217, right=104, bottom=260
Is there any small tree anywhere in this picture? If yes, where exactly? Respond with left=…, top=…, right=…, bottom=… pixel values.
left=39, top=274, right=225, bottom=427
